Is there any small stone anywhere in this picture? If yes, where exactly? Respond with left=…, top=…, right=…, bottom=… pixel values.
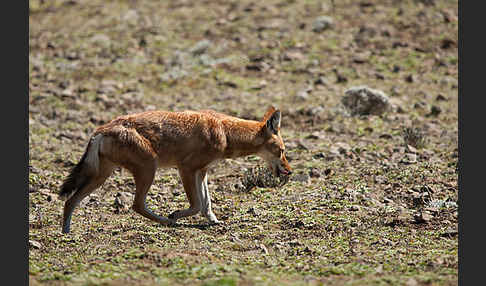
left=436, top=94, right=448, bottom=101
left=91, top=34, right=111, bottom=48
left=323, top=168, right=333, bottom=176
left=122, top=9, right=139, bottom=25
left=406, top=278, right=418, bottom=286
left=441, top=227, right=458, bottom=237
left=428, top=105, right=442, bottom=117
left=401, top=153, right=417, bottom=164
left=247, top=207, right=258, bottom=216
left=405, top=74, right=415, bottom=83
left=406, top=144, right=418, bottom=154
left=349, top=205, right=360, bottom=211
left=330, top=142, right=351, bottom=155
left=375, top=264, right=383, bottom=274
left=234, top=182, right=245, bottom=191
left=314, top=76, right=328, bottom=86
left=113, top=192, right=134, bottom=213
left=312, top=16, right=334, bottom=32
left=309, top=168, right=321, bottom=178
left=29, top=240, right=42, bottom=249
left=259, top=243, right=269, bottom=255
left=61, top=89, right=74, bottom=97
left=306, top=131, right=323, bottom=140
left=379, top=134, right=393, bottom=139
left=190, top=39, right=211, bottom=56
left=295, top=90, right=309, bottom=101
left=297, top=139, right=310, bottom=151
left=231, top=234, right=243, bottom=244
left=306, top=106, right=325, bottom=116
left=312, top=152, right=326, bottom=159
left=413, top=211, right=432, bottom=224
left=291, top=173, right=311, bottom=184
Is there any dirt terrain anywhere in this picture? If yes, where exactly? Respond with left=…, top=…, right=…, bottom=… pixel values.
left=29, top=0, right=458, bottom=285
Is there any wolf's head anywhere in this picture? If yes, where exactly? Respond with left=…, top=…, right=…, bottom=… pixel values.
left=258, top=106, right=292, bottom=178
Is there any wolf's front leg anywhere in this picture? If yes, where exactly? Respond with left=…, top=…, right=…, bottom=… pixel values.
left=199, top=170, right=220, bottom=224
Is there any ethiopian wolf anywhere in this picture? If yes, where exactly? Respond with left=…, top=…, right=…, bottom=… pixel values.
left=59, top=106, right=292, bottom=233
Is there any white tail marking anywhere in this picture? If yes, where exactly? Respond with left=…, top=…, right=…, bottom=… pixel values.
left=85, top=134, right=103, bottom=175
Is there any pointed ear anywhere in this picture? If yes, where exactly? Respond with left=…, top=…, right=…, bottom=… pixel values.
left=265, top=109, right=281, bottom=135
left=262, top=106, right=277, bottom=122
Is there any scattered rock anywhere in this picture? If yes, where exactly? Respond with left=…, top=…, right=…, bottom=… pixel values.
left=436, top=94, right=448, bottom=101
left=61, top=89, right=74, bottom=98
left=342, top=86, right=391, bottom=116
left=440, top=38, right=456, bottom=49
left=306, top=106, right=325, bottom=117
left=406, top=144, right=418, bottom=154
left=250, top=80, right=267, bottom=90
left=122, top=9, right=139, bottom=25
left=90, top=34, right=111, bottom=48
left=374, top=175, right=387, bottom=184
left=29, top=240, right=42, bottom=249
left=233, top=182, right=245, bottom=192
left=375, top=264, right=384, bottom=274
left=259, top=243, right=269, bottom=255
left=312, top=16, right=333, bottom=32
left=333, top=69, right=348, bottom=83
left=296, top=139, right=311, bottom=151
left=427, top=105, right=442, bottom=117
left=427, top=199, right=457, bottom=209
left=375, top=73, right=385, bottom=80
left=441, top=227, right=458, bottom=238
left=406, top=278, right=418, bottom=286
left=230, top=234, right=243, bottom=244
left=282, top=51, right=304, bottom=61
left=291, top=173, right=311, bottom=184
left=312, top=152, right=326, bottom=159
left=295, top=90, right=309, bottom=101
left=309, top=168, right=321, bottom=178
left=401, top=153, right=417, bottom=164
left=413, top=211, right=433, bottom=224
left=314, top=76, right=328, bottom=86
left=305, top=131, right=324, bottom=140
left=379, top=134, right=393, bottom=140
left=114, top=192, right=134, bottom=213
left=247, top=207, right=259, bottom=216
left=405, top=74, right=415, bottom=83
left=349, top=205, right=360, bottom=211
left=190, top=39, right=211, bottom=56
left=330, top=142, right=351, bottom=155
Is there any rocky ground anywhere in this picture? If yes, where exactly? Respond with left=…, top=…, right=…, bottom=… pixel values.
left=29, top=0, right=458, bottom=285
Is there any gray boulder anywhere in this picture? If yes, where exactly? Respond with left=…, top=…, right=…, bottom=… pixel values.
left=342, top=86, right=391, bottom=116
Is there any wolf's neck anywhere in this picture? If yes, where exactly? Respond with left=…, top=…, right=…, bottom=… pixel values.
left=222, top=119, right=265, bottom=158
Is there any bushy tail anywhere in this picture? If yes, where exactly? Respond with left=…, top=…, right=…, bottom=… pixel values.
left=58, top=134, right=103, bottom=201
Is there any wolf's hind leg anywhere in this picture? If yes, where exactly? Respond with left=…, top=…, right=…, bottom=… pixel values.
left=62, top=158, right=115, bottom=233
left=168, top=168, right=202, bottom=221
left=131, top=161, right=174, bottom=225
